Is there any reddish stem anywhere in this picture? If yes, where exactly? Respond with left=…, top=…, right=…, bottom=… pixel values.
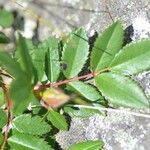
left=47, top=72, right=96, bottom=88
left=34, top=72, right=96, bottom=91
left=34, top=68, right=110, bottom=91
left=0, top=84, right=12, bottom=150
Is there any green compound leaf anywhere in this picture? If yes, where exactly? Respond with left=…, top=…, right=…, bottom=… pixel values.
left=16, top=38, right=35, bottom=62
left=90, top=21, right=123, bottom=71
left=45, top=37, right=60, bottom=82
left=32, top=36, right=60, bottom=82
left=45, top=47, right=60, bottom=82
left=67, top=140, right=104, bottom=150
left=8, top=132, right=53, bottom=150
left=0, top=31, right=10, bottom=43
left=110, top=40, right=150, bottom=75
left=62, top=28, right=89, bottom=78
left=10, top=77, right=31, bottom=102
left=31, top=47, right=45, bottom=82
left=17, top=34, right=34, bottom=81
left=0, top=52, right=25, bottom=78
left=0, top=109, right=7, bottom=128
left=38, top=36, right=59, bottom=51
left=64, top=106, right=103, bottom=118
left=0, top=9, right=14, bottom=28
left=68, top=81, right=103, bottom=101
left=0, top=132, right=3, bottom=145
left=9, top=77, right=32, bottom=115
left=95, top=73, right=149, bottom=108
left=47, top=110, right=68, bottom=131
left=0, top=88, right=4, bottom=106
left=13, top=114, right=51, bottom=136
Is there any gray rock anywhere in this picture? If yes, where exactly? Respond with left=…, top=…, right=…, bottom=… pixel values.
left=56, top=112, right=150, bottom=150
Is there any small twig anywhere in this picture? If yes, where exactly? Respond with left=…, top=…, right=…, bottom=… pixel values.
left=0, top=84, right=12, bottom=150
left=41, top=110, right=50, bottom=122
left=33, top=72, right=95, bottom=91
left=34, top=68, right=110, bottom=91
left=104, top=0, right=114, bottom=22
left=0, top=69, right=13, bottom=79
left=49, top=72, right=96, bottom=87
left=73, top=105, right=150, bottom=119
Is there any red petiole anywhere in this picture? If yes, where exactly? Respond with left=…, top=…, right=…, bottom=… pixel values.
left=35, top=68, right=110, bottom=91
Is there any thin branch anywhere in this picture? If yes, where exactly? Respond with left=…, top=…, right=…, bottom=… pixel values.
left=49, top=72, right=95, bottom=87
left=104, top=0, right=114, bottom=22
left=0, top=69, right=14, bottom=79
left=0, top=84, right=12, bottom=150
left=34, top=68, right=110, bottom=91
left=34, top=72, right=96, bottom=91
left=73, top=105, right=150, bottom=119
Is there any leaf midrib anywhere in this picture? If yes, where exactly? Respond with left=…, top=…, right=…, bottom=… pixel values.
left=69, top=33, right=84, bottom=77
left=51, top=112, right=66, bottom=130
left=8, top=137, right=36, bottom=150
left=99, top=75, right=147, bottom=106
left=69, top=82, right=99, bottom=101
left=110, top=51, right=150, bottom=69
left=83, top=142, right=101, bottom=150
left=95, top=24, right=118, bottom=70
